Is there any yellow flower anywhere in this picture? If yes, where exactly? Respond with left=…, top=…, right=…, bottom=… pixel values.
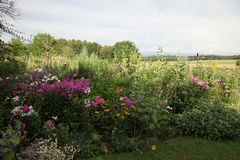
left=124, top=111, right=130, bottom=116
left=95, top=110, right=100, bottom=115
left=104, top=109, right=110, bottom=112
left=151, top=144, right=157, bottom=151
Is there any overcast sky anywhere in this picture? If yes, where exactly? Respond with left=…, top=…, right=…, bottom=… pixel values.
left=13, top=0, right=240, bottom=55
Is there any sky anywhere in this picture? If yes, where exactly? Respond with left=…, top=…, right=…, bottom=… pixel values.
left=10, top=0, right=240, bottom=55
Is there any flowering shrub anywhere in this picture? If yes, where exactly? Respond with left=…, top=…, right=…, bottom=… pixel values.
left=190, top=75, right=209, bottom=89
left=10, top=104, right=36, bottom=120
left=17, top=138, right=80, bottom=160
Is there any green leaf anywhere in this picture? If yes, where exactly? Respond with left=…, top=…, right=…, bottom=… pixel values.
left=3, top=149, right=15, bottom=160
left=15, top=120, right=21, bottom=130
left=0, top=138, right=10, bottom=146
left=6, top=127, right=13, bottom=135
left=10, top=137, right=20, bottom=145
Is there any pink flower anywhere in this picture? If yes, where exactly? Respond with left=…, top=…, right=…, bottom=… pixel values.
left=45, top=120, right=54, bottom=126
left=92, top=96, right=105, bottom=107
left=22, top=104, right=30, bottom=113
left=190, top=75, right=198, bottom=83
left=202, top=84, right=209, bottom=89
left=197, top=80, right=205, bottom=87
left=21, top=122, right=27, bottom=129
left=10, top=115, right=17, bottom=121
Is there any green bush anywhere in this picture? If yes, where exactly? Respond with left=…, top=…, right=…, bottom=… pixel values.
left=236, top=60, right=240, bottom=66
left=177, top=101, right=240, bottom=140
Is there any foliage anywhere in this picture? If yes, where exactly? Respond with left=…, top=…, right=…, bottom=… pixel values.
left=177, top=101, right=240, bottom=140
left=236, top=60, right=240, bottom=66
left=112, top=41, right=140, bottom=63
left=0, top=0, right=20, bottom=38
left=0, top=120, right=24, bottom=160
left=99, top=45, right=113, bottom=59
left=29, top=33, right=55, bottom=57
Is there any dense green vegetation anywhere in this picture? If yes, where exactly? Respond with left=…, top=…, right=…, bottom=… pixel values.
left=1, top=1, right=240, bottom=159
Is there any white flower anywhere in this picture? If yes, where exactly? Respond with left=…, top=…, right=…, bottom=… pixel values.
left=6, top=77, right=9, bottom=80
left=52, top=116, right=58, bottom=120
left=34, top=68, right=43, bottom=72
left=12, top=96, right=19, bottom=102
left=84, top=99, right=91, bottom=107
left=11, top=106, right=21, bottom=115
left=85, top=88, right=91, bottom=93
left=166, top=106, right=173, bottom=110
left=0, top=77, right=2, bottom=81
left=120, top=97, right=123, bottom=100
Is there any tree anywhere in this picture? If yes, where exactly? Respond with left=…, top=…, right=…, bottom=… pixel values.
left=0, top=0, right=20, bottom=39
left=85, top=41, right=102, bottom=56
left=70, top=39, right=84, bottom=54
left=30, top=33, right=55, bottom=57
left=54, top=38, right=68, bottom=55
left=112, top=41, right=140, bottom=62
left=9, top=38, right=26, bottom=55
left=29, top=33, right=55, bottom=65
left=99, top=45, right=113, bottom=59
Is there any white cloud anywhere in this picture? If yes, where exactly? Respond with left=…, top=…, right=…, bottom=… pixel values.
left=7, top=0, right=240, bottom=55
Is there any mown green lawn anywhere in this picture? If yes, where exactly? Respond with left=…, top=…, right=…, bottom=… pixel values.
left=90, top=137, right=240, bottom=160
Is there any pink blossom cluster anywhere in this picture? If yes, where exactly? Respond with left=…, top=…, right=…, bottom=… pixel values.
left=83, top=96, right=105, bottom=108
left=33, top=77, right=91, bottom=98
left=12, top=83, right=30, bottom=96
left=12, top=77, right=91, bottom=99
left=92, top=96, right=105, bottom=106
left=190, top=75, right=209, bottom=89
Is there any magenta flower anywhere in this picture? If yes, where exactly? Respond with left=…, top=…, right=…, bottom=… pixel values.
left=22, top=104, right=30, bottom=113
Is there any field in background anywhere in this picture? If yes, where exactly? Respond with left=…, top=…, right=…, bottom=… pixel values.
left=170, top=60, right=237, bottom=68
left=24, top=56, right=238, bottom=69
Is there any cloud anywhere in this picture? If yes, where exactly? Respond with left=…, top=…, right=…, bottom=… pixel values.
left=10, top=0, right=240, bottom=55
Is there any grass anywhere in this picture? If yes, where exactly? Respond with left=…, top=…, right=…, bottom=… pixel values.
left=90, top=137, right=240, bottom=160
left=187, top=60, right=237, bottom=68
left=168, top=60, right=237, bottom=68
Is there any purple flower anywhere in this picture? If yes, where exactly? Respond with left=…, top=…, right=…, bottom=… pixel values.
left=122, top=96, right=134, bottom=107
left=22, top=104, right=30, bottom=113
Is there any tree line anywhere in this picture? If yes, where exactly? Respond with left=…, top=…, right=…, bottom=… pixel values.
left=144, top=55, right=240, bottom=61
left=9, top=33, right=140, bottom=62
